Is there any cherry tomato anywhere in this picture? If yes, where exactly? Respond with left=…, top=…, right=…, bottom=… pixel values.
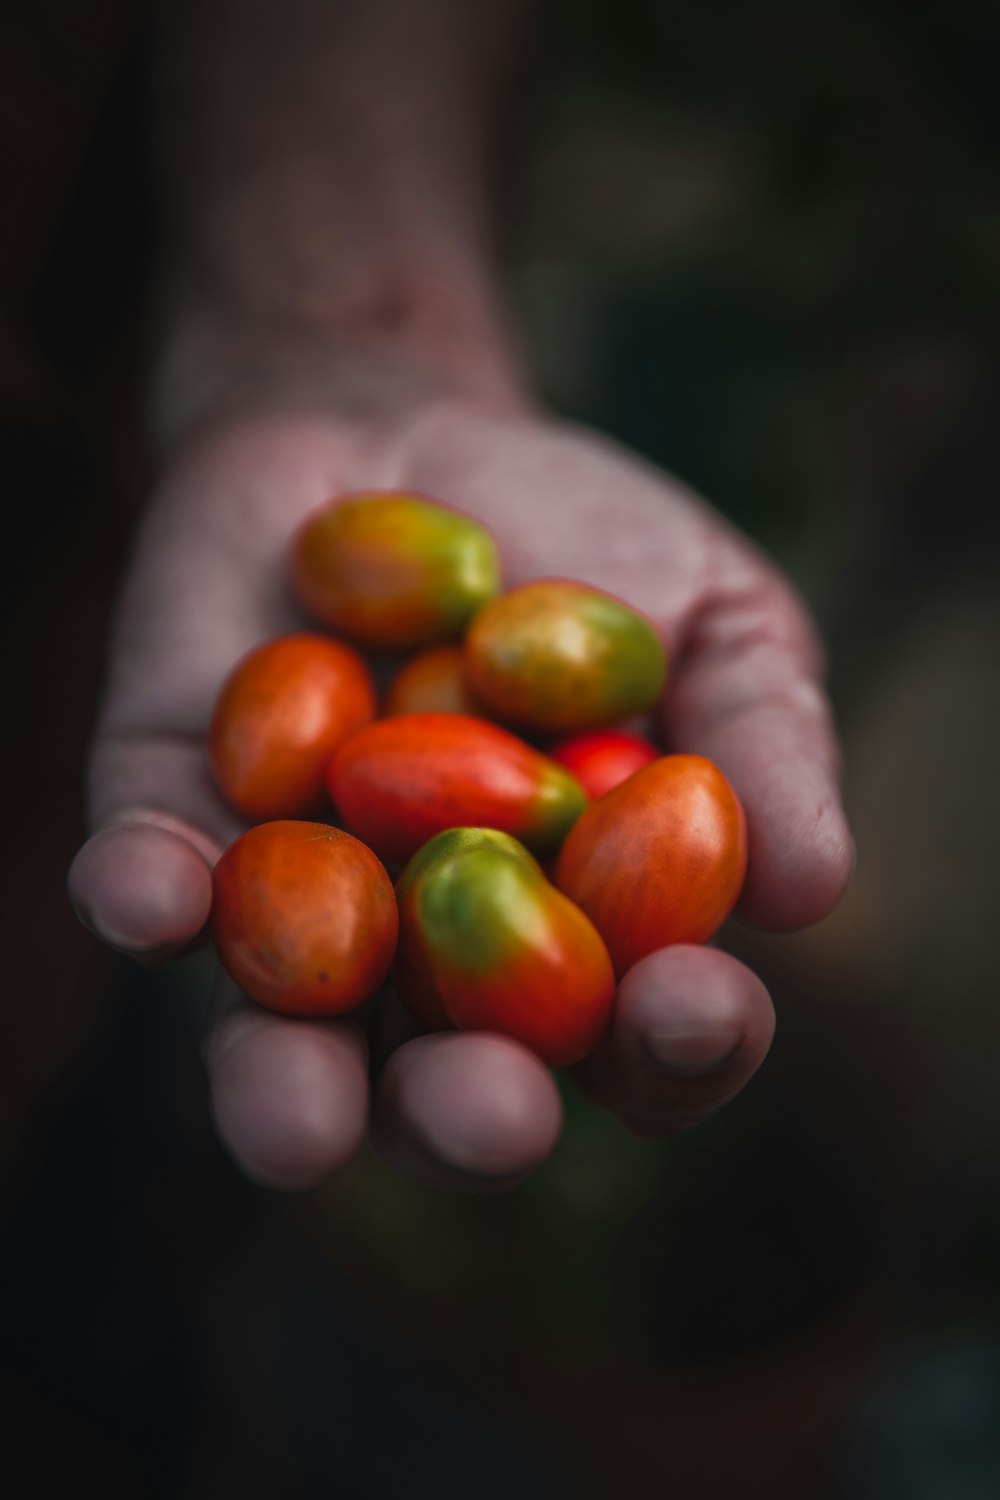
left=383, top=645, right=482, bottom=716
left=289, top=492, right=500, bottom=651
left=464, top=579, right=667, bottom=734
left=549, top=729, right=660, bottom=799
left=556, top=755, right=747, bottom=974
left=392, top=827, right=533, bottom=1031
left=210, top=820, right=398, bottom=1015
left=327, top=712, right=587, bottom=865
left=395, top=828, right=615, bottom=1065
left=209, top=632, right=376, bottom=820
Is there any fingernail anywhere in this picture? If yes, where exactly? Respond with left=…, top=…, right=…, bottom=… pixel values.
left=642, top=1027, right=742, bottom=1076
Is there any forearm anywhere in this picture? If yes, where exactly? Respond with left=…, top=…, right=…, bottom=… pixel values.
left=153, top=0, right=530, bottom=439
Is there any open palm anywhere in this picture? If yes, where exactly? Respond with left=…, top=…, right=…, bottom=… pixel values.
left=70, top=395, right=851, bottom=1190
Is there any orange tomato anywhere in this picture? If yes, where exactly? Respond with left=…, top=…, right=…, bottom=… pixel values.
left=327, top=712, right=587, bottom=866
left=549, top=729, right=660, bottom=799
left=288, top=492, right=499, bottom=651
left=209, top=633, right=376, bottom=820
left=464, top=579, right=667, bottom=734
left=556, top=755, right=747, bottom=974
left=383, top=645, right=482, bottom=717
left=210, top=821, right=398, bottom=1015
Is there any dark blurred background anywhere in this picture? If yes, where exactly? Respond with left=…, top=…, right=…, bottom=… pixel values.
left=1, top=1, right=998, bottom=1495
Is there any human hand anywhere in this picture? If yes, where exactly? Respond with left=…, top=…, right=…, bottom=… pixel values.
left=68, top=367, right=852, bottom=1191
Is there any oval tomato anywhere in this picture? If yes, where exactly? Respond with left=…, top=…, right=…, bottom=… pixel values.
left=209, top=632, right=376, bottom=820
left=383, top=645, right=482, bottom=717
left=395, top=828, right=615, bottom=1066
left=328, top=712, right=587, bottom=865
left=464, top=579, right=667, bottom=734
left=556, top=755, right=747, bottom=974
left=289, top=492, right=500, bottom=651
left=210, top=820, right=398, bottom=1016
left=392, top=828, right=538, bottom=1031
left=550, top=729, right=660, bottom=799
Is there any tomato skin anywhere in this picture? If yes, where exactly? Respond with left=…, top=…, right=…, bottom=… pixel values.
left=327, top=713, right=587, bottom=866
left=393, top=828, right=536, bottom=1031
left=288, top=492, right=500, bottom=651
left=549, top=729, right=660, bottom=799
left=210, top=821, right=398, bottom=1016
left=209, top=633, right=376, bottom=820
left=464, top=580, right=667, bottom=734
left=383, top=645, right=482, bottom=717
left=395, top=829, right=615, bottom=1066
left=556, top=755, right=747, bottom=975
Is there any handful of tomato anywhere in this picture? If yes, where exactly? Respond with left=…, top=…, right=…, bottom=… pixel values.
left=208, top=492, right=747, bottom=1067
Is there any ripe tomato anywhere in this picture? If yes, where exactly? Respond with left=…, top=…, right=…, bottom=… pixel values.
left=549, top=729, right=660, bottom=799
left=464, top=579, right=667, bottom=734
left=327, top=712, right=587, bottom=865
left=556, top=755, right=747, bottom=974
left=288, top=492, right=500, bottom=651
left=395, top=828, right=615, bottom=1065
left=209, top=633, right=376, bottom=820
left=211, top=820, right=398, bottom=1015
left=383, top=645, right=482, bottom=716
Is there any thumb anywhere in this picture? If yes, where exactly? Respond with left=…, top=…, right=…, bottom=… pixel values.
left=68, top=735, right=239, bottom=960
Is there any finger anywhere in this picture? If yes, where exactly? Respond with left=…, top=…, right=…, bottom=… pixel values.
left=74, top=426, right=317, bottom=956
left=68, top=731, right=247, bottom=957
left=204, top=972, right=370, bottom=1190
left=664, top=573, right=853, bottom=930
left=574, top=945, right=775, bottom=1137
left=373, top=1032, right=562, bottom=1192
left=68, top=819, right=217, bottom=959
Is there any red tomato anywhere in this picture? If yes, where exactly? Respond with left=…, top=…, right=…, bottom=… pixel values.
left=209, top=633, right=376, bottom=820
left=327, top=713, right=586, bottom=866
left=549, top=729, right=660, bottom=799
left=394, top=828, right=615, bottom=1066
left=383, top=645, right=482, bottom=717
left=211, top=821, right=398, bottom=1016
left=556, top=755, right=747, bottom=974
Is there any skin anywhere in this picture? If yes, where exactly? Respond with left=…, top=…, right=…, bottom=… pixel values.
left=67, top=0, right=852, bottom=1192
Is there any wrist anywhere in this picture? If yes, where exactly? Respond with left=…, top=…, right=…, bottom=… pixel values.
left=153, top=0, right=532, bottom=447
left=150, top=272, right=530, bottom=450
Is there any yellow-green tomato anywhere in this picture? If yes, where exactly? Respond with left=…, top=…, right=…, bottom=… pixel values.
left=288, top=492, right=500, bottom=652
left=394, top=828, right=616, bottom=1066
left=464, top=580, right=667, bottom=734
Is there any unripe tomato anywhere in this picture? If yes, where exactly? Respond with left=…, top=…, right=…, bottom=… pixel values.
left=393, top=827, right=536, bottom=1031
left=395, top=828, right=615, bottom=1066
left=211, top=821, right=398, bottom=1016
left=464, top=579, right=667, bottom=734
left=327, top=712, right=587, bottom=865
left=209, top=632, right=376, bottom=820
left=289, top=492, right=500, bottom=651
left=550, top=729, right=660, bottom=799
left=383, top=645, right=482, bottom=717
left=556, top=755, right=747, bottom=974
